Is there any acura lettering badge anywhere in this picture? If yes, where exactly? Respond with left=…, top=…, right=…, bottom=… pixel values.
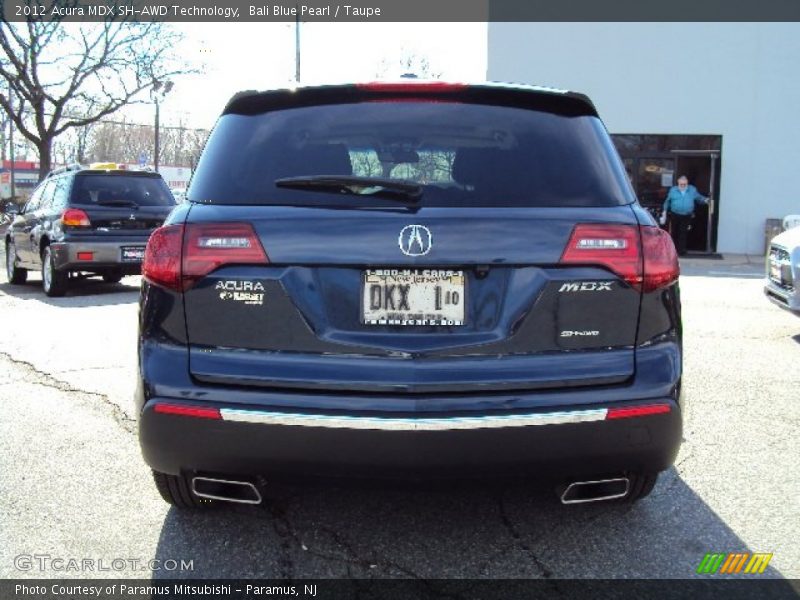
left=398, top=225, right=432, bottom=256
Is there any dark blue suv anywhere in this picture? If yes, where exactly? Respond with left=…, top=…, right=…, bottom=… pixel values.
left=137, top=82, right=682, bottom=507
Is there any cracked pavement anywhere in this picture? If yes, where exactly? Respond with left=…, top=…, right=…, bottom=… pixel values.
left=0, top=249, right=798, bottom=579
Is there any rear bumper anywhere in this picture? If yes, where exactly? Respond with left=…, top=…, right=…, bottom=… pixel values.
left=50, top=238, right=148, bottom=273
left=139, top=397, right=683, bottom=480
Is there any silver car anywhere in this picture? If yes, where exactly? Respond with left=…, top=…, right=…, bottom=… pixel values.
left=765, top=216, right=800, bottom=312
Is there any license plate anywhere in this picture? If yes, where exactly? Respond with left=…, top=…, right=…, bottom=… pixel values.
left=121, top=246, right=145, bottom=262
left=362, top=269, right=465, bottom=326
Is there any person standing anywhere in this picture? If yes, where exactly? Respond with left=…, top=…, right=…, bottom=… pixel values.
left=660, top=175, right=709, bottom=256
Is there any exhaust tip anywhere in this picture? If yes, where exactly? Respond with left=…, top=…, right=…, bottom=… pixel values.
left=191, top=476, right=263, bottom=505
left=560, top=477, right=629, bottom=505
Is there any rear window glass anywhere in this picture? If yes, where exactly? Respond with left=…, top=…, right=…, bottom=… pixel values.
left=70, top=173, right=175, bottom=207
left=189, top=101, right=634, bottom=207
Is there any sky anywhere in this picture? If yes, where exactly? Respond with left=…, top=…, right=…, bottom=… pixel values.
left=124, top=23, right=488, bottom=131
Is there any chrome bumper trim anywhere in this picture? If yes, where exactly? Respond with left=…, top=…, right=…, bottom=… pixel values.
left=219, top=408, right=608, bottom=431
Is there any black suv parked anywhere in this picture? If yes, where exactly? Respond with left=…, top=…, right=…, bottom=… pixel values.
left=5, top=164, right=175, bottom=296
left=137, top=82, right=683, bottom=507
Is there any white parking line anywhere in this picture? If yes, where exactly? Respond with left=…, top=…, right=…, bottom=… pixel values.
left=704, top=271, right=764, bottom=278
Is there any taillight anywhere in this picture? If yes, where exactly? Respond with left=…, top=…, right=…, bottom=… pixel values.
left=142, top=223, right=269, bottom=292
left=560, top=224, right=679, bottom=293
left=62, top=208, right=91, bottom=227
left=142, top=224, right=183, bottom=291
left=640, top=226, right=680, bottom=292
left=182, top=223, right=268, bottom=288
left=560, top=224, right=642, bottom=287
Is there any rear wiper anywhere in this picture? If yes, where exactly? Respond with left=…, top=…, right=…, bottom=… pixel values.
left=96, top=199, right=139, bottom=208
left=275, top=175, right=422, bottom=203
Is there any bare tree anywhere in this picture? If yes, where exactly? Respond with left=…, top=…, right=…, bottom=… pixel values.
left=0, top=14, right=195, bottom=180
left=83, top=118, right=208, bottom=168
left=376, top=50, right=442, bottom=80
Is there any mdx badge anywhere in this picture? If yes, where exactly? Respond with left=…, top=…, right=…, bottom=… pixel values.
left=398, top=225, right=432, bottom=257
left=558, top=281, right=613, bottom=292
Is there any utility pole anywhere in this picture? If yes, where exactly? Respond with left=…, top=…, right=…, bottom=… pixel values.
left=153, top=97, right=160, bottom=172
left=150, top=80, right=173, bottom=173
left=295, top=9, right=301, bottom=83
left=6, top=79, right=16, bottom=200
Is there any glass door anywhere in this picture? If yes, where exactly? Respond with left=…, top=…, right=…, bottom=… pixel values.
left=636, top=158, right=675, bottom=222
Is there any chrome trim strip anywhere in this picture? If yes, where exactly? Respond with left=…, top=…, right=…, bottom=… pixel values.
left=219, top=408, right=608, bottom=431
left=191, top=477, right=262, bottom=505
left=560, top=478, right=630, bottom=505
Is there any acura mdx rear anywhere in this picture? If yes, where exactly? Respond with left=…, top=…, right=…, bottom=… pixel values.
left=137, top=82, right=682, bottom=507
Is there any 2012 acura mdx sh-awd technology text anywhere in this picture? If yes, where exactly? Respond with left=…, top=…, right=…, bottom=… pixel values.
left=137, top=82, right=683, bottom=507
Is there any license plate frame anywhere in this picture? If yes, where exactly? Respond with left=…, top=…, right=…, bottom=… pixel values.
left=361, top=269, right=466, bottom=326
left=120, top=245, right=146, bottom=262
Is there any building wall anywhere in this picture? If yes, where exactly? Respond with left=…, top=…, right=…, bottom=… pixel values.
left=488, top=23, right=800, bottom=255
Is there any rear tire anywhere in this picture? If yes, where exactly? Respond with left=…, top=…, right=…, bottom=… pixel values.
left=152, top=470, right=216, bottom=509
left=102, top=271, right=123, bottom=284
left=624, top=471, right=659, bottom=503
left=5, top=240, right=27, bottom=284
left=41, top=246, right=68, bottom=297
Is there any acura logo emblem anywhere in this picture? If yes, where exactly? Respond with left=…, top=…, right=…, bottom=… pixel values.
left=398, top=225, right=432, bottom=256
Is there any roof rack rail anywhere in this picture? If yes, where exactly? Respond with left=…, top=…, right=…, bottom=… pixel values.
left=45, top=163, right=83, bottom=178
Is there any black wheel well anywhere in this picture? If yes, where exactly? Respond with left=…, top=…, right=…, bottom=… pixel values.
left=39, top=237, right=50, bottom=256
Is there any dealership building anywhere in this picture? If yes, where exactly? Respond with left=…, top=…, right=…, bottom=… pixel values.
left=488, top=23, right=800, bottom=255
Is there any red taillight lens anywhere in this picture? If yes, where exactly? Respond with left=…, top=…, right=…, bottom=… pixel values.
left=182, top=223, right=268, bottom=289
left=560, top=224, right=642, bottom=287
left=142, top=223, right=269, bottom=292
left=641, top=226, right=680, bottom=292
left=606, top=404, right=671, bottom=419
left=154, top=403, right=221, bottom=419
left=62, top=208, right=91, bottom=227
left=142, top=224, right=184, bottom=291
left=560, top=224, right=680, bottom=293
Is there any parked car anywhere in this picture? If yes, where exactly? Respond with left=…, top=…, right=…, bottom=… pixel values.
left=764, top=215, right=800, bottom=312
left=5, top=163, right=176, bottom=296
left=137, top=82, right=683, bottom=508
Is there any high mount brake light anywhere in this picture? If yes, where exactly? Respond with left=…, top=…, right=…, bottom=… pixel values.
left=142, top=223, right=268, bottom=292
left=560, top=224, right=679, bottom=292
left=356, top=82, right=468, bottom=94
left=62, top=208, right=91, bottom=227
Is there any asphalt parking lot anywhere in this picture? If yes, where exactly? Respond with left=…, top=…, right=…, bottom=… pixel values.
left=0, top=248, right=797, bottom=580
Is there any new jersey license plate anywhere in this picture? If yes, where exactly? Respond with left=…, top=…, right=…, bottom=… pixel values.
left=362, top=269, right=465, bottom=326
left=121, top=246, right=145, bottom=262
